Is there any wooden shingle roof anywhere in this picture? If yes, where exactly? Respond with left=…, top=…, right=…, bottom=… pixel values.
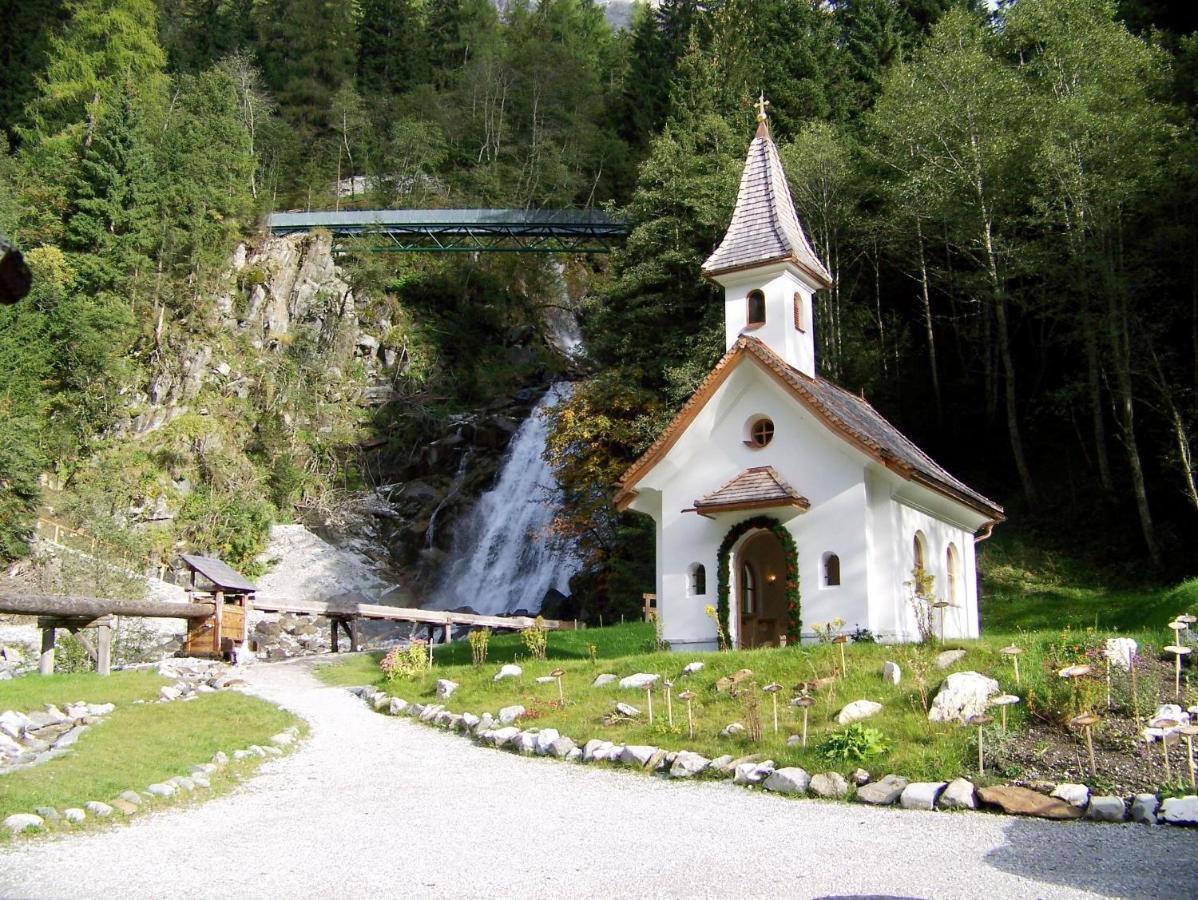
left=180, top=554, right=257, bottom=593
left=615, top=337, right=1003, bottom=521
left=702, top=122, right=833, bottom=288
left=693, top=466, right=810, bottom=515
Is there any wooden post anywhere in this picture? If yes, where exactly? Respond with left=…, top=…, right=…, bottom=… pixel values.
left=96, top=616, right=112, bottom=676
left=39, top=624, right=56, bottom=675
left=642, top=593, right=656, bottom=622
left=331, top=618, right=340, bottom=653
left=349, top=618, right=360, bottom=652
left=443, top=618, right=453, bottom=644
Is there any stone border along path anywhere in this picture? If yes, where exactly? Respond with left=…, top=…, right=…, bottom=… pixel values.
left=362, top=685, right=1198, bottom=828
left=0, top=659, right=1193, bottom=899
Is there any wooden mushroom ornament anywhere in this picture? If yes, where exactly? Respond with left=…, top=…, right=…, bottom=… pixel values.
left=1164, top=633, right=1190, bottom=700
left=763, top=683, right=783, bottom=734
left=931, top=600, right=953, bottom=642
left=1071, top=712, right=1100, bottom=780
left=1149, top=719, right=1179, bottom=781
left=550, top=667, right=566, bottom=704
left=989, top=694, right=1020, bottom=734
left=1000, top=645, right=1023, bottom=686
left=791, top=694, right=815, bottom=748
left=968, top=713, right=993, bottom=775
left=1179, top=724, right=1198, bottom=789
left=678, top=690, right=696, bottom=739
left=664, top=679, right=674, bottom=726
left=833, top=634, right=849, bottom=676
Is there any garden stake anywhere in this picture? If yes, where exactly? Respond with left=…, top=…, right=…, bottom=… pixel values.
left=1072, top=713, right=1100, bottom=781
left=645, top=684, right=654, bottom=726
left=551, top=668, right=566, bottom=705
left=664, top=680, right=674, bottom=727
left=969, top=714, right=992, bottom=775
left=1180, top=725, right=1198, bottom=789
left=1001, top=645, right=1023, bottom=687
left=679, top=690, right=696, bottom=739
left=764, top=683, right=782, bottom=735
left=1106, top=657, right=1111, bottom=710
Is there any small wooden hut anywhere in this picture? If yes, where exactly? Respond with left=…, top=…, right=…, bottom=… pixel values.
left=180, top=554, right=256, bottom=659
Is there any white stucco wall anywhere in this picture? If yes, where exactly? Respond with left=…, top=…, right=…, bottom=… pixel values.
left=627, top=355, right=988, bottom=650
left=717, top=264, right=818, bottom=377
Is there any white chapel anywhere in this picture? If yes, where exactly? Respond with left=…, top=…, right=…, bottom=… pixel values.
left=614, top=103, right=1004, bottom=650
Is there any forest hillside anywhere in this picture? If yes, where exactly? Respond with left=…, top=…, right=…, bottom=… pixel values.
left=1, top=0, right=1197, bottom=622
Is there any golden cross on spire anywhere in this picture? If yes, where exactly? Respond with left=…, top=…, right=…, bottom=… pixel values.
left=755, top=93, right=770, bottom=124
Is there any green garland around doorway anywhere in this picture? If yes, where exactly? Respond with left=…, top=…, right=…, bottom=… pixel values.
left=716, top=516, right=800, bottom=646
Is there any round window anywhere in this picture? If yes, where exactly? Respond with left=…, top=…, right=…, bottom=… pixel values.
left=749, top=418, right=774, bottom=448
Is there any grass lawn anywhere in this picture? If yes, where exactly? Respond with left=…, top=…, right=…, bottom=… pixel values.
left=317, top=572, right=1198, bottom=791
left=0, top=669, right=168, bottom=710
left=0, top=674, right=301, bottom=834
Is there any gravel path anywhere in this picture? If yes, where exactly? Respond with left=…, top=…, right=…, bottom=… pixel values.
left=1, top=659, right=1195, bottom=899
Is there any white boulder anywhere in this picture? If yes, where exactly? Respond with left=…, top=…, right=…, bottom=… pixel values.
left=935, top=649, right=967, bottom=669
left=669, top=751, right=710, bottom=778
left=1051, top=783, right=1090, bottom=808
left=592, top=674, right=617, bottom=687
left=1105, top=637, right=1138, bottom=672
left=733, top=760, right=775, bottom=785
left=938, top=778, right=977, bottom=810
left=882, top=661, right=901, bottom=685
left=614, top=702, right=640, bottom=717
left=498, top=705, right=526, bottom=724
left=900, top=782, right=946, bottom=811
left=1160, top=795, right=1198, bottom=825
left=837, top=699, right=883, bottom=725
left=720, top=722, right=746, bottom=738
left=493, top=664, right=522, bottom=682
left=763, top=767, right=810, bottom=795
left=682, top=662, right=704, bottom=676
left=619, top=673, right=660, bottom=690
left=4, top=814, right=43, bottom=834
left=928, top=671, right=1000, bottom=723
left=534, top=729, right=561, bottom=755
left=435, top=679, right=459, bottom=698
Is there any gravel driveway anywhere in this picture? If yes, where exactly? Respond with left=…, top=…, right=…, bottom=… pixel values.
left=1, top=658, right=1194, bottom=899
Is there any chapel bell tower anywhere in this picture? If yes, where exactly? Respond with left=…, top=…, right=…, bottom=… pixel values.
left=701, top=96, right=832, bottom=379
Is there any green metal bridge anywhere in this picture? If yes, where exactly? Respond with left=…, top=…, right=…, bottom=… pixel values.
left=267, top=208, right=629, bottom=254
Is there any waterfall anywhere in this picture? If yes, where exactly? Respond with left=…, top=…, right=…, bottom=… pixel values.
left=428, top=383, right=581, bottom=616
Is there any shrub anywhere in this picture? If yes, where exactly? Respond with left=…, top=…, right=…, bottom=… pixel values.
left=817, top=723, right=892, bottom=763
left=380, top=641, right=430, bottom=682
left=468, top=628, right=490, bottom=668
left=520, top=616, right=548, bottom=661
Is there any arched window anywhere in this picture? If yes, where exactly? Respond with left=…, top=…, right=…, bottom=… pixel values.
left=913, top=531, right=927, bottom=572
left=747, top=290, right=766, bottom=326
left=741, top=562, right=756, bottom=615
left=793, top=291, right=805, bottom=331
left=946, top=543, right=959, bottom=604
left=689, top=563, right=707, bottom=597
left=822, top=552, right=841, bottom=587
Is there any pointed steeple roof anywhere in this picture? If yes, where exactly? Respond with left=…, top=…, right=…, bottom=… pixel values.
left=702, top=109, right=833, bottom=289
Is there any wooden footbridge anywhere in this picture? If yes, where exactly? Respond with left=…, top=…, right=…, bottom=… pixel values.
left=0, top=553, right=569, bottom=675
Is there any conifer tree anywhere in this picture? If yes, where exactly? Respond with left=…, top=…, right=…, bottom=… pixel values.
left=24, top=0, right=167, bottom=145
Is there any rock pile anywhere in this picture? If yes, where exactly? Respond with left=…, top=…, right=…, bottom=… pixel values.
left=252, top=613, right=331, bottom=660
left=0, top=702, right=114, bottom=773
